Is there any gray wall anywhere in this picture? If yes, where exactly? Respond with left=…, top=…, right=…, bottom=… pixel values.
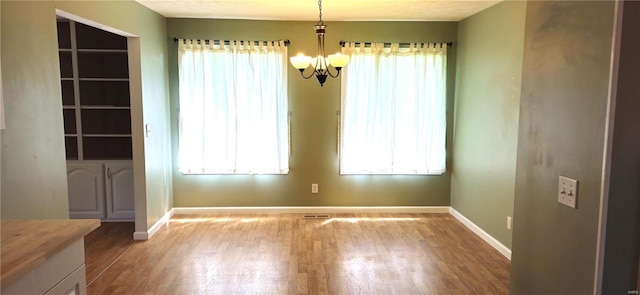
left=600, top=1, right=640, bottom=293
left=451, top=1, right=526, bottom=250
left=167, top=20, right=457, bottom=207
left=510, top=1, right=615, bottom=294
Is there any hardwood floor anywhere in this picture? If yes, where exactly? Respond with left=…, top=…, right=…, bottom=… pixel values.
left=85, top=214, right=510, bottom=294
left=84, top=222, right=135, bottom=285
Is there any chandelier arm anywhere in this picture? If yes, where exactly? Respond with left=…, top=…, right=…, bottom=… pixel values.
left=298, top=68, right=318, bottom=79
left=325, top=67, right=342, bottom=78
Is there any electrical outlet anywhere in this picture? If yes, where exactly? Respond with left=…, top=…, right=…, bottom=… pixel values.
left=558, top=176, right=578, bottom=208
left=507, top=216, right=512, bottom=230
left=311, top=183, right=318, bottom=194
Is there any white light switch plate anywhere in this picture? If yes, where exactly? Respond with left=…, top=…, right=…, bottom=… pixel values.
left=558, top=176, right=578, bottom=208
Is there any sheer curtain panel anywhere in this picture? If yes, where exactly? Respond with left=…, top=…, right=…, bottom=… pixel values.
left=340, top=42, right=447, bottom=175
left=178, top=39, right=289, bottom=174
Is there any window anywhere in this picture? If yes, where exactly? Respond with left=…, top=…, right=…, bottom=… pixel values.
left=340, top=42, right=447, bottom=175
left=177, top=39, right=289, bottom=174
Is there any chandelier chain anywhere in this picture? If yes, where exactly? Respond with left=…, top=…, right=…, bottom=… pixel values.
left=290, top=0, right=346, bottom=86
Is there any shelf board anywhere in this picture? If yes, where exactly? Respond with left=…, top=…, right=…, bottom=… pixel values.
left=81, top=158, right=133, bottom=161
left=65, top=134, right=78, bottom=137
left=82, top=134, right=132, bottom=138
left=61, top=78, right=74, bottom=81
left=80, top=105, right=130, bottom=110
left=78, top=78, right=129, bottom=82
left=62, top=105, right=76, bottom=109
left=59, top=48, right=72, bottom=52
left=77, top=49, right=127, bottom=53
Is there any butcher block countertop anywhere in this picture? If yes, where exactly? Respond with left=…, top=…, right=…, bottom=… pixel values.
left=0, top=219, right=100, bottom=288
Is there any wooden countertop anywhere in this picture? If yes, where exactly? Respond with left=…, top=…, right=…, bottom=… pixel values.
left=0, top=219, right=100, bottom=288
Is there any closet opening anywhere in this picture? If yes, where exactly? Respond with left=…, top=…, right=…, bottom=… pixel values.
left=56, top=16, right=138, bottom=228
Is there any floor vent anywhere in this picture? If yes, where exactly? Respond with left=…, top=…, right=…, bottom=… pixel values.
left=302, top=214, right=331, bottom=219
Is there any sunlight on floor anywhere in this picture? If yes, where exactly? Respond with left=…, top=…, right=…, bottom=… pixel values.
left=169, top=217, right=260, bottom=223
left=169, top=216, right=421, bottom=225
left=322, top=217, right=420, bottom=225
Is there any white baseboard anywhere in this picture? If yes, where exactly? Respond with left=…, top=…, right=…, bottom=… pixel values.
left=133, top=208, right=175, bottom=240
left=132, top=231, right=148, bottom=240
left=449, top=207, right=512, bottom=260
left=172, top=206, right=450, bottom=215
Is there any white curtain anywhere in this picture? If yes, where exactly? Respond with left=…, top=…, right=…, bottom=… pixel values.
left=340, top=42, right=447, bottom=175
left=178, top=39, right=288, bottom=174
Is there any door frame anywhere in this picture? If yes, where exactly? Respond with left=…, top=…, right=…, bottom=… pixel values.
left=56, top=9, right=146, bottom=237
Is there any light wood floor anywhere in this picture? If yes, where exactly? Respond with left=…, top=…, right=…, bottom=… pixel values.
left=85, top=214, right=510, bottom=294
left=84, top=222, right=135, bottom=285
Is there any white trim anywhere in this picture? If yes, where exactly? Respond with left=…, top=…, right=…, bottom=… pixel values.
left=594, top=1, right=624, bottom=294
left=172, top=206, right=450, bottom=215
left=449, top=208, right=512, bottom=260
left=133, top=208, right=175, bottom=240
left=56, top=9, right=138, bottom=37
left=132, top=231, right=148, bottom=240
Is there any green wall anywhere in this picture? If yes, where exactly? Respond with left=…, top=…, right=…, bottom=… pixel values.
left=1, top=1, right=70, bottom=218
left=451, top=1, right=526, bottom=250
left=600, top=1, right=640, bottom=293
left=167, top=20, right=457, bottom=207
left=1, top=1, right=172, bottom=233
left=510, top=1, right=615, bottom=294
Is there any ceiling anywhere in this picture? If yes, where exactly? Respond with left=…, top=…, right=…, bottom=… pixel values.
left=134, top=0, right=503, bottom=22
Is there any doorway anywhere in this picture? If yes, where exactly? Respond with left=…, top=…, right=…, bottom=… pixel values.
left=56, top=17, right=135, bottom=223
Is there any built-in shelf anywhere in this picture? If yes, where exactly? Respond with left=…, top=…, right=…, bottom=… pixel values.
left=58, top=19, right=132, bottom=161
left=58, top=19, right=134, bottom=222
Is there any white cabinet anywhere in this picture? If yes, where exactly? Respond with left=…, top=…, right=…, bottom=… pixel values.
left=105, top=162, right=134, bottom=220
left=2, top=239, right=87, bottom=295
left=67, top=161, right=134, bottom=221
left=67, top=162, right=104, bottom=219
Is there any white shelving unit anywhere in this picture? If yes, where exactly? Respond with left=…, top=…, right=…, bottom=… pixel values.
left=58, top=20, right=134, bottom=221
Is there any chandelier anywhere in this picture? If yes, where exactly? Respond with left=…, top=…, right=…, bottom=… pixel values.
left=290, top=0, right=349, bottom=87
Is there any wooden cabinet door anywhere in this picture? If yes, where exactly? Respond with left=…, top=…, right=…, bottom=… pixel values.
left=67, top=163, right=105, bottom=219
left=105, top=162, right=134, bottom=220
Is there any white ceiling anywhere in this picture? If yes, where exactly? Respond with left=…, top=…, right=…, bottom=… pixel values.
left=135, top=0, right=503, bottom=22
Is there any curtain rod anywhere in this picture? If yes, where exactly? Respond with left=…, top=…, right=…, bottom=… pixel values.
left=339, top=40, right=453, bottom=47
left=173, top=38, right=290, bottom=46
